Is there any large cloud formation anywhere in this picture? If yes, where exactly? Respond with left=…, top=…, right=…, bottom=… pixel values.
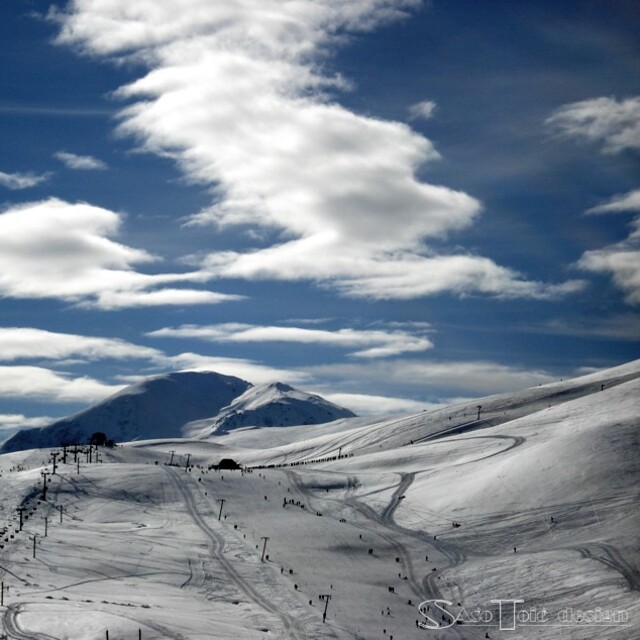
left=53, top=0, right=579, bottom=300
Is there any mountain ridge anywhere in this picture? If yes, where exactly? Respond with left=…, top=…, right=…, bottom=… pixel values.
left=0, top=371, right=356, bottom=453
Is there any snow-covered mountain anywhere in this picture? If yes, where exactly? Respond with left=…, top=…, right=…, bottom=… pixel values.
left=0, top=371, right=355, bottom=453
left=183, top=381, right=357, bottom=437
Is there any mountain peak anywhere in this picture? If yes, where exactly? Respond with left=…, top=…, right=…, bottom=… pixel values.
left=184, top=381, right=356, bottom=437
left=0, top=370, right=356, bottom=452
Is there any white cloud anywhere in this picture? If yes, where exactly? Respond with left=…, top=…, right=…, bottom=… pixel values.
left=203, top=247, right=586, bottom=300
left=52, top=1, right=419, bottom=56
left=148, top=322, right=434, bottom=358
left=578, top=217, right=640, bottom=305
left=547, top=95, right=640, bottom=154
left=0, top=326, right=308, bottom=390
left=408, top=99, right=437, bottom=120
left=549, top=103, right=640, bottom=303
left=0, top=327, right=164, bottom=362
left=0, top=170, right=50, bottom=190
left=322, top=392, right=436, bottom=415
left=0, top=198, right=240, bottom=309
left=54, top=150, right=108, bottom=170
left=168, top=352, right=310, bottom=385
left=53, top=0, right=576, bottom=301
left=586, top=189, right=640, bottom=214
left=90, top=288, right=239, bottom=310
left=0, top=414, right=56, bottom=434
left=308, top=359, right=558, bottom=397
left=0, top=366, right=123, bottom=403
left=541, top=314, right=640, bottom=341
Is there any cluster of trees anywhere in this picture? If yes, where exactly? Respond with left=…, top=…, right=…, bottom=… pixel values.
left=88, top=432, right=116, bottom=447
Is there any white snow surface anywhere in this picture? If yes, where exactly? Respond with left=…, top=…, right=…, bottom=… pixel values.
left=0, top=359, right=638, bottom=639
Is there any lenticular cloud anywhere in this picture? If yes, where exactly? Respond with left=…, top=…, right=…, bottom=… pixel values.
left=54, top=0, right=580, bottom=300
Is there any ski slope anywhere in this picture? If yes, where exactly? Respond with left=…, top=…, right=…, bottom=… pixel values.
left=0, top=360, right=638, bottom=639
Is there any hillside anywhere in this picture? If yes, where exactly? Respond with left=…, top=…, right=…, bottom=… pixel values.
left=0, top=359, right=638, bottom=639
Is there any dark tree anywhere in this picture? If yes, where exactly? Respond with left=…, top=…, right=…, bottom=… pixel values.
left=217, top=458, right=241, bottom=470
left=89, top=432, right=107, bottom=446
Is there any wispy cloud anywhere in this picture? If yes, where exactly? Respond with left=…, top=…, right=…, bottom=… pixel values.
left=0, top=198, right=241, bottom=309
left=0, top=325, right=308, bottom=405
left=578, top=217, right=640, bottom=305
left=0, top=170, right=50, bottom=190
left=0, top=414, right=57, bottom=435
left=539, top=314, right=640, bottom=341
left=201, top=249, right=586, bottom=300
left=168, top=353, right=309, bottom=385
left=0, top=103, right=113, bottom=117
left=408, top=99, right=437, bottom=120
left=89, top=289, right=238, bottom=310
left=147, top=322, right=434, bottom=358
left=54, top=150, right=108, bottom=170
left=53, top=0, right=578, bottom=301
left=0, top=366, right=123, bottom=403
left=0, top=324, right=570, bottom=410
left=547, top=95, right=640, bottom=154
left=307, top=359, right=558, bottom=397
left=321, top=392, right=435, bottom=415
left=586, top=189, right=640, bottom=214
left=0, top=327, right=163, bottom=362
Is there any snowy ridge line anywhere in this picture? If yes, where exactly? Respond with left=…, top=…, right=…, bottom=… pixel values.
left=234, top=377, right=597, bottom=469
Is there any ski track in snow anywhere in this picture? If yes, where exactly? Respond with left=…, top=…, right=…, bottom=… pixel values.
left=164, top=466, right=306, bottom=640
left=287, top=468, right=485, bottom=640
left=3, top=603, right=59, bottom=640
left=567, top=543, right=640, bottom=592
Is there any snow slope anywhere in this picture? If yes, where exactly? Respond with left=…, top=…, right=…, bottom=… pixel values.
left=0, top=359, right=638, bottom=639
left=0, top=373, right=354, bottom=453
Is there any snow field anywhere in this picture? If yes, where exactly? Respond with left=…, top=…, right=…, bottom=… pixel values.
left=1, top=359, right=638, bottom=639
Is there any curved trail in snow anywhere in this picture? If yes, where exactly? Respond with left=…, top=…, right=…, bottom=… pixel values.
left=286, top=430, right=529, bottom=640
left=164, top=467, right=306, bottom=640
left=568, top=542, right=640, bottom=591
left=346, top=473, right=488, bottom=640
left=3, top=600, right=187, bottom=640
left=288, top=469, right=481, bottom=640
left=2, top=603, right=60, bottom=640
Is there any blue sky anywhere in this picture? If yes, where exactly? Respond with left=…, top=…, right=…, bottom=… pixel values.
left=0, top=0, right=638, bottom=438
